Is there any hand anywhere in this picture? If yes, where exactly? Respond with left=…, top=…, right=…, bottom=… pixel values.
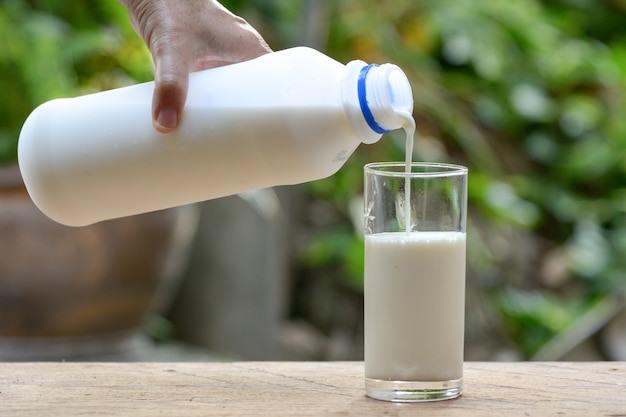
left=119, top=0, right=272, bottom=133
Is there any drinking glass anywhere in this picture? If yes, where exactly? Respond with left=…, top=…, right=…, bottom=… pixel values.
left=363, top=162, right=468, bottom=402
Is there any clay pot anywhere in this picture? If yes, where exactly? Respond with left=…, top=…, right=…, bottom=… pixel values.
left=0, top=164, right=197, bottom=359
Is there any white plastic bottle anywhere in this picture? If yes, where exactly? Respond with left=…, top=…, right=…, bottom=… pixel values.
left=18, top=47, right=413, bottom=226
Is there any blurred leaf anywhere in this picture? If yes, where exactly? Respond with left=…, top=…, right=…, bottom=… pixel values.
left=494, top=288, right=585, bottom=357
left=555, top=136, right=618, bottom=183
left=564, top=219, right=611, bottom=278
left=302, top=228, right=364, bottom=292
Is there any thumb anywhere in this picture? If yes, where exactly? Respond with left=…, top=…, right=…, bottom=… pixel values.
left=151, top=52, right=190, bottom=134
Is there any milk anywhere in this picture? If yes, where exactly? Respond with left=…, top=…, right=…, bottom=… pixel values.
left=364, top=231, right=466, bottom=381
left=398, top=110, right=416, bottom=233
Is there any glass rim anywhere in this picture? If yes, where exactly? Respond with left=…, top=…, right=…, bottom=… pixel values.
left=364, top=162, right=468, bottom=178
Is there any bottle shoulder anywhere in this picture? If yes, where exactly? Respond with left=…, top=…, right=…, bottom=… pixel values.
left=186, top=48, right=347, bottom=108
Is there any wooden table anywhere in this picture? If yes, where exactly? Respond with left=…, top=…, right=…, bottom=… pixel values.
left=1, top=362, right=624, bottom=416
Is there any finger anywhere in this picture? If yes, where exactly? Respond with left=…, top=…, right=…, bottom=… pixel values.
left=151, top=50, right=191, bottom=134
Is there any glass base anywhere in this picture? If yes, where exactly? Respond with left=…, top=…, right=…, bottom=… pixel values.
left=365, top=377, right=463, bottom=402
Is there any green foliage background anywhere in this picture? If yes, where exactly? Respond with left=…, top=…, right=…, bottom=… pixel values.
left=2, top=0, right=625, bottom=358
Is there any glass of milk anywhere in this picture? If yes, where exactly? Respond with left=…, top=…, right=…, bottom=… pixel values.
left=363, top=162, right=468, bottom=402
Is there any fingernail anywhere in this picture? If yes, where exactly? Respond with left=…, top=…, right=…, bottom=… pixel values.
left=156, top=107, right=178, bottom=131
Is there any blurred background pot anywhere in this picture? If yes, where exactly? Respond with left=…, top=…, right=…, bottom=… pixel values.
left=0, top=164, right=198, bottom=360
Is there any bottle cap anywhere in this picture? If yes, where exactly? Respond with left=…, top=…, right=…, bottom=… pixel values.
left=359, top=63, right=413, bottom=133
left=343, top=61, right=413, bottom=144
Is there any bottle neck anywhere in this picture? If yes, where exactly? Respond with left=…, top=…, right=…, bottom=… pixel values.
left=342, top=60, right=413, bottom=144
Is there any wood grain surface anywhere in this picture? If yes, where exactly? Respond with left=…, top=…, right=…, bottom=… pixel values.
left=1, top=362, right=625, bottom=416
